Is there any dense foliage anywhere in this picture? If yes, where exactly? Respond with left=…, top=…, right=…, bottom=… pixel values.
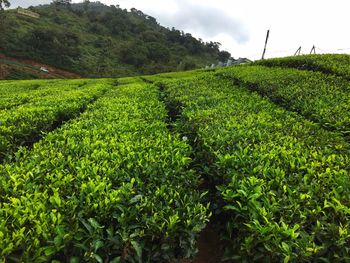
left=1, top=54, right=350, bottom=262
left=0, top=0, right=10, bottom=10
left=0, top=81, right=209, bottom=262
left=0, top=79, right=109, bottom=160
left=255, top=54, right=350, bottom=80
left=217, top=65, right=350, bottom=136
left=160, top=75, right=350, bottom=261
left=1, top=2, right=228, bottom=78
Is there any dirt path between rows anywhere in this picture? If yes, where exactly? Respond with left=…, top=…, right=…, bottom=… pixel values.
left=182, top=224, right=225, bottom=263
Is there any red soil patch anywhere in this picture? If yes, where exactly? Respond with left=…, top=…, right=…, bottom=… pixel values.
left=0, top=53, right=81, bottom=79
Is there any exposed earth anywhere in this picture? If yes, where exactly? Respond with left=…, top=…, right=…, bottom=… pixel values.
left=0, top=53, right=80, bottom=79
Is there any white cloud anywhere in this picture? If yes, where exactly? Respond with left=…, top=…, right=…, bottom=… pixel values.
left=137, top=0, right=249, bottom=43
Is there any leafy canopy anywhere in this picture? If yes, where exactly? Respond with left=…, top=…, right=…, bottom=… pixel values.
left=0, top=0, right=10, bottom=11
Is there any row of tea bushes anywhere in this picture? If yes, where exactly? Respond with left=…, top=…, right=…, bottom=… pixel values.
left=0, top=83, right=209, bottom=262
left=217, top=65, right=350, bottom=136
left=255, top=54, right=350, bottom=80
left=139, top=69, right=206, bottom=84
left=161, top=75, right=350, bottom=261
left=0, top=80, right=110, bottom=160
left=0, top=79, right=91, bottom=109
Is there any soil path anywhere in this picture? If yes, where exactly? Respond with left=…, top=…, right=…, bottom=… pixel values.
left=182, top=224, right=225, bottom=263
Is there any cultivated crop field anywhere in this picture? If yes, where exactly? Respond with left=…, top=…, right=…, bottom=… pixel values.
left=1, top=54, right=350, bottom=262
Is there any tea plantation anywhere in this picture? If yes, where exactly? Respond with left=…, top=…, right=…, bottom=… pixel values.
left=1, top=54, right=350, bottom=262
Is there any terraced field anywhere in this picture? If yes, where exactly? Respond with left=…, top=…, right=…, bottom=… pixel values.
left=1, top=54, right=350, bottom=262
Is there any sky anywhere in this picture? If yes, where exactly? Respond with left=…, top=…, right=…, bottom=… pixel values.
left=10, top=0, right=350, bottom=60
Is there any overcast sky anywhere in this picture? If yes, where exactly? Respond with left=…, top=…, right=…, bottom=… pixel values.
left=11, top=0, right=350, bottom=60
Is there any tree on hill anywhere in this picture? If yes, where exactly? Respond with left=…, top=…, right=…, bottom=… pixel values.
left=0, top=0, right=10, bottom=10
left=120, top=41, right=148, bottom=66
left=218, top=51, right=231, bottom=62
left=28, top=28, right=80, bottom=69
left=146, top=42, right=170, bottom=62
left=83, top=0, right=90, bottom=12
left=0, top=0, right=10, bottom=47
left=52, top=0, right=71, bottom=8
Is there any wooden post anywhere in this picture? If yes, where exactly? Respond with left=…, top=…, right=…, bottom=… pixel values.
left=310, top=45, right=316, bottom=54
left=294, top=46, right=301, bottom=56
left=261, top=30, right=270, bottom=60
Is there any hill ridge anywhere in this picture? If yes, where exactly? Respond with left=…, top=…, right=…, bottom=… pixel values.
left=0, top=1, right=231, bottom=79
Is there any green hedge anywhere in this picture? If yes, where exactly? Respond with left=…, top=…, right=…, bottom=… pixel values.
left=217, top=65, right=350, bottom=136
left=0, top=83, right=209, bottom=262
left=255, top=54, right=350, bottom=80
left=0, top=80, right=109, bottom=160
left=161, top=75, right=350, bottom=261
left=0, top=79, right=89, bottom=110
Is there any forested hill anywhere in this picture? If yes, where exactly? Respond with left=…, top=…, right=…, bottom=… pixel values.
left=0, top=1, right=231, bottom=78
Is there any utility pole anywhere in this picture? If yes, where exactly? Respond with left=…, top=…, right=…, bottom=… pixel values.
left=261, top=29, right=270, bottom=60
left=294, top=46, right=302, bottom=56
left=310, top=45, right=316, bottom=54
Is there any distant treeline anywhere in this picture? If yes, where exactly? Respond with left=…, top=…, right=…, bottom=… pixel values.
left=0, top=1, right=231, bottom=77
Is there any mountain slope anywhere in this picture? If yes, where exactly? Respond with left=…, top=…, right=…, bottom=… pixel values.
left=0, top=2, right=230, bottom=78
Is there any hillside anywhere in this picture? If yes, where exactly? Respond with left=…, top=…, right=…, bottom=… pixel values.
left=1, top=54, right=350, bottom=262
left=0, top=2, right=231, bottom=79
